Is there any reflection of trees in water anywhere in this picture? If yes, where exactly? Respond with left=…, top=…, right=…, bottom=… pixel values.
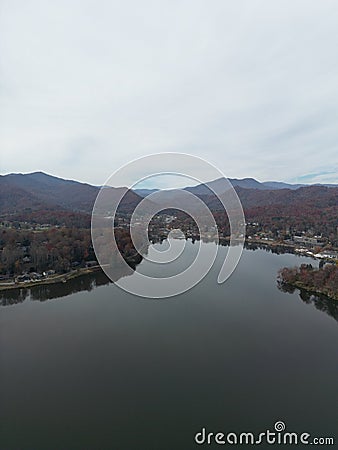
left=244, top=242, right=295, bottom=255
left=298, top=289, right=338, bottom=322
left=1, top=237, right=150, bottom=306
left=219, top=240, right=296, bottom=255
left=278, top=282, right=338, bottom=322
left=0, top=287, right=29, bottom=306
left=0, top=267, right=131, bottom=306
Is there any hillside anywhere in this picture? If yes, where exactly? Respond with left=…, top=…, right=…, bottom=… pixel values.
left=0, top=172, right=98, bottom=214
left=0, top=172, right=148, bottom=226
left=1, top=172, right=337, bottom=235
left=184, top=177, right=337, bottom=193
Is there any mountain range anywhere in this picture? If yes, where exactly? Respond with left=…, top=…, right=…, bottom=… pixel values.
left=1, top=171, right=337, bottom=226
left=135, top=177, right=338, bottom=197
left=0, top=172, right=143, bottom=216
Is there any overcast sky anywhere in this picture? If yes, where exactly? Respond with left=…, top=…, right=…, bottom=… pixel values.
left=1, top=0, right=338, bottom=187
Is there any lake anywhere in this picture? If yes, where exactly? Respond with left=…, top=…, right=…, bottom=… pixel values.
left=0, top=241, right=337, bottom=449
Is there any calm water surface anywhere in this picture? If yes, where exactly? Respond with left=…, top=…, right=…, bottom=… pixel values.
left=0, top=243, right=337, bottom=449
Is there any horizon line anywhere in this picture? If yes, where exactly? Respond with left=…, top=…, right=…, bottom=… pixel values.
left=1, top=169, right=337, bottom=188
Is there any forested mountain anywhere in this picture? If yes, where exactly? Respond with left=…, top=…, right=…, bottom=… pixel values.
left=0, top=172, right=147, bottom=225
left=135, top=177, right=338, bottom=197
left=1, top=172, right=337, bottom=234
left=184, top=177, right=337, bottom=194
left=136, top=177, right=338, bottom=210
left=1, top=172, right=337, bottom=276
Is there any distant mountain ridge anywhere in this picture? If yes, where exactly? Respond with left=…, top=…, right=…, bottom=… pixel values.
left=0, top=172, right=145, bottom=219
left=1, top=172, right=337, bottom=225
left=135, top=177, right=338, bottom=196
left=1, top=171, right=98, bottom=212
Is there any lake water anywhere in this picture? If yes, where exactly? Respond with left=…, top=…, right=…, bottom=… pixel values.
left=0, top=242, right=337, bottom=449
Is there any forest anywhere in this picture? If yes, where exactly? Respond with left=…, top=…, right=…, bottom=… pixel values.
left=278, top=264, right=338, bottom=301
left=0, top=226, right=139, bottom=277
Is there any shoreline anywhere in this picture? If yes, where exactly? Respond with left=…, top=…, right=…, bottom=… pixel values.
left=285, top=281, right=338, bottom=302
left=0, top=265, right=103, bottom=292
left=1, top=238, right=337, bottom=292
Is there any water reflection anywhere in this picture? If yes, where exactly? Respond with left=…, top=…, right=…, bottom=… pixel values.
left=0, top=247, right=143, bottom=306
left=244, top=241, right=296, bottom=255
left=278, top=282, right=338, bottom=322
left=1, top=242, right=337, bottom=326
left=0, top=271, right=111, bottom=306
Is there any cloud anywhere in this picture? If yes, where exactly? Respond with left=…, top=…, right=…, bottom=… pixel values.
left=1, top=0, right=338, bottom=185
left=292, top=170, right=338, bottom=184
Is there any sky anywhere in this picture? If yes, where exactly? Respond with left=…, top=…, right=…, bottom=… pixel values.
left=1, top=0, right=338, bottom=187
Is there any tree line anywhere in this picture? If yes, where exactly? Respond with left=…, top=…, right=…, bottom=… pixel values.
left=0, top=226, right=140, bottom=276
left=278, top=264, right=338, bottom=301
